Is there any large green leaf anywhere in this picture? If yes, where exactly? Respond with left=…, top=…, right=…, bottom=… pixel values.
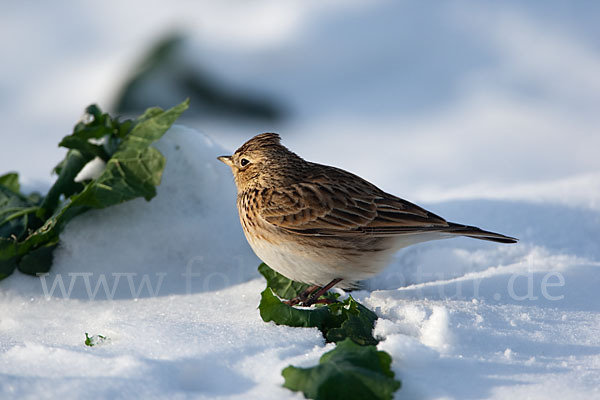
left=0, top=99, right=189, bottom=280
left=260, top=288, right=378, bottom=346
left=282, top=338, right=401, bottom=400
left=258, top=264, right=379, bottom=346
left=258, top=265, right=400, bottom=399
left=17, top=100, right=189, bottom=276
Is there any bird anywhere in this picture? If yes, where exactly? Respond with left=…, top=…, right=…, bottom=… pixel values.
left=218, top=133, right=517, bottom=306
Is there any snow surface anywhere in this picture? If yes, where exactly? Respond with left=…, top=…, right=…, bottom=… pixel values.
left=1, top=1, right=599, bottom=399
left=1, top=126, right=599, bottom=399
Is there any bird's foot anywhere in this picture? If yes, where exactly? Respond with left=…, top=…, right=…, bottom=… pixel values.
left=284, top=284, right=320, bottom=306
left=285, top=278, right=343, bottom=307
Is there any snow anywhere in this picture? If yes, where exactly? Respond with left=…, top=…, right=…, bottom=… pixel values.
left=1, top=1, right=600, bottom=399
left=74, top=157, right=106, bottom=183
left=2, top=126, right=599, bottom=399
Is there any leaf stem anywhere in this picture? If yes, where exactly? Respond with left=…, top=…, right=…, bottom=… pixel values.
left=1, top=206, right=39, bottom=222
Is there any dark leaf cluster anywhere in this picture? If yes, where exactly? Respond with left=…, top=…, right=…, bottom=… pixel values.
left=0, top=100, right=189, bottom=280
left=257, top=263, right=401, bottom=399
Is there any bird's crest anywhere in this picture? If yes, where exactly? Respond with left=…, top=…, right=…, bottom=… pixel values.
left=235, top=132, right=283, bottom=154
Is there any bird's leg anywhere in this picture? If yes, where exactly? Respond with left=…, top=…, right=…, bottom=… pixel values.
left=284, top=285, right=321, bottom=306
left=302, top=278, right=343, bottom=307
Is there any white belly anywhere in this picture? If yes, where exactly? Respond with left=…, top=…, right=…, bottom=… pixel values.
left=246, top=228, right=452, bottom=287
left=245, top=233, right=397, bottom=287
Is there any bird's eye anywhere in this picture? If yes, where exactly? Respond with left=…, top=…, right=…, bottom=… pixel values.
left=240, top=158, right=250, bottom=167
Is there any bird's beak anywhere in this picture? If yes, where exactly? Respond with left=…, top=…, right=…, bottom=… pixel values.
left=217, top=155, right=234, bottom=167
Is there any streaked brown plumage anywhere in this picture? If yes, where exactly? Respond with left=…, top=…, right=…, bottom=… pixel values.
left=218, top=133, right=517, bottom=304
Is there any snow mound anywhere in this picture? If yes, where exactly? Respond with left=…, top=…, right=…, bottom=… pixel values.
left=1, top=126, right=599, bottom=399
left=33, top=126, right=259, bottom=300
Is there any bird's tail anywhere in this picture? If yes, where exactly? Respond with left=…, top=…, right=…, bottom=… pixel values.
left=446, top=222, right=518, bottom=244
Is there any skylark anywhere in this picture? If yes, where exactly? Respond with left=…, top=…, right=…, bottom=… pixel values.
left=218, top=133, right=517, bottom=306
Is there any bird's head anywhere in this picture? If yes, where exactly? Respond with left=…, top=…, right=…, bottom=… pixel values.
left=218, top=133, right=303, bottom=192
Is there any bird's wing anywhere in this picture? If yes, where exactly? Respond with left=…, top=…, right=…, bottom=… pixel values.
left=257, top=172, right=450, bottom=237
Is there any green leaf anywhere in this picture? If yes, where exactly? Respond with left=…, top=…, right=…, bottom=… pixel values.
left=71, top=100, right=189, bottom=208
left=0, top=182, right=43, bottom=280
left=0, top=237, right=18, bottom=279
left=73, top=146, right=166, bottom=206
left=258, top=267, right=400, bottom=398
left=258, top=263, right=310, bottom=299
left=85, top=332, right=110, bottom=347
left=282, top=338, right=401, bottom=400
left=0, top=172, right=20, bottom=194
left=16, top=101, right=188, bottom=277
left=259, top=288, right=378, bottom=346
left=17, top=241, right=58, bottom=276
left=124, top=98, right=190, bottom=149
left=58, top=136, right=110, bottom=161
left=0, top=100, right=189, bottom=279
left=258, top=264, right=379, bottom=345
left=71, top=104, right=116, bottom=141
left=0, top=186, right=38, bottom=240
left=260, top=288, right=334, bottom=329
left=325, top=298, right=379, bottom=346
left=38, top=149, right=88, bottom=220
